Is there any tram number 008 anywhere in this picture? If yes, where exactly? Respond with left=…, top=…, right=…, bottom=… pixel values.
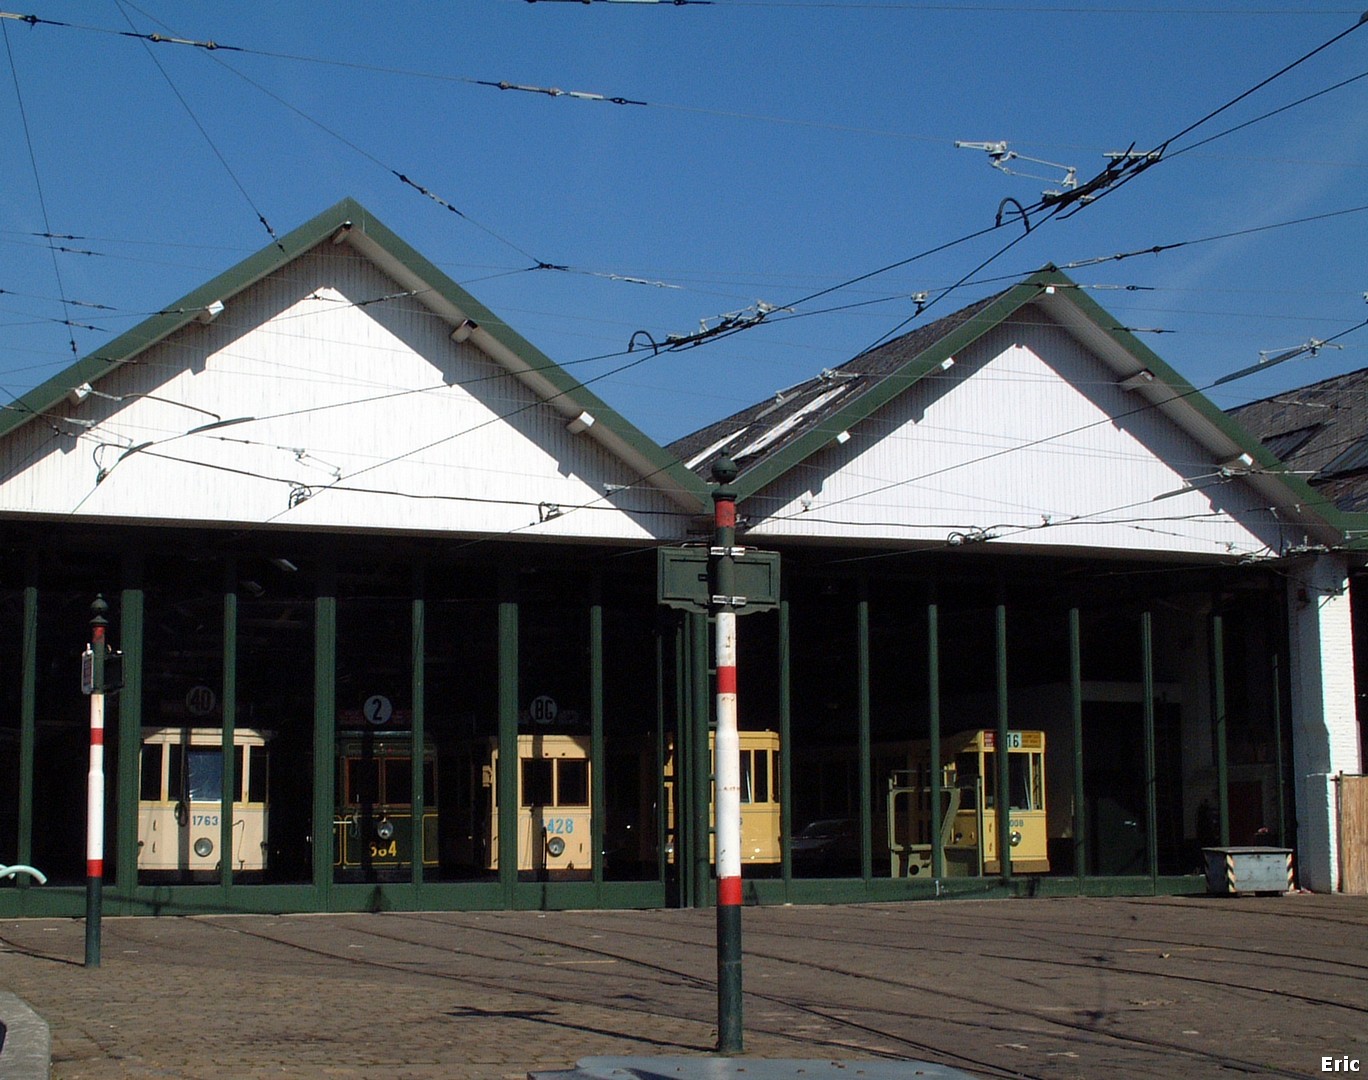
left=544, top=818, right=575, bottom=835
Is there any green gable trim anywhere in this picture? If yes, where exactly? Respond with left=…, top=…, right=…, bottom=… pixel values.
left=0, top=197, right=710, bottom=508
left=732, top=266, right=1350, bottom=547
left=1035, top=267, right=1350, bottom=537
left=0, top=199, right=352, bottom=442
left=338, top=204, right=710, bottom=507
left=732, top=279, right=1043, bottom=501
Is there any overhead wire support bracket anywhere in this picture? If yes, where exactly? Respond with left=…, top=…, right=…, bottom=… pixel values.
left=1213, top=337, right=1347, bottom=387
left=956, top=140, right=1078, bottom=199
left=474, top=79, right=646, bottom=106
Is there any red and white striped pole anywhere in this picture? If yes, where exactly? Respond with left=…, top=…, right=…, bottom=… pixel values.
left=85, top=595, right=107, bottom=968
left=710, top=456, right=743, bottom=1054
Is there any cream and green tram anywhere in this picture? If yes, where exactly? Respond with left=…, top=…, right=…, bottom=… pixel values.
left=333, top=732, right=437, bottom=878
left=137, top=727, right=271, bottom=878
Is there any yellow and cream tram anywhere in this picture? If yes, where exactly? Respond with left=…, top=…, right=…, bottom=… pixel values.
left=137, top=727, right=271, bottom=878
left=460, top=734, right=594, bottom=877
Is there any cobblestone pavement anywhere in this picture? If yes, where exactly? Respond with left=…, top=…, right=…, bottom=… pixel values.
left=0, top=894, right=1365, bottom=1079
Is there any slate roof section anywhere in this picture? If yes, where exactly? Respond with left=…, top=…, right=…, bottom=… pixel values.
left=1226, top=367, right=1368, bottom=513
left=668, top=290, right=1008, bottom=483
left=667, top=267, right=1352, bottom=549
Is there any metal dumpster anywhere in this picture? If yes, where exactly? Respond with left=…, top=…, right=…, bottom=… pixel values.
left=1202, top=846, right=1293, bottom=895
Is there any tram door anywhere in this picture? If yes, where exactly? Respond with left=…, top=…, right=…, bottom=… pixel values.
left=137, top=727, right=271, bottom=878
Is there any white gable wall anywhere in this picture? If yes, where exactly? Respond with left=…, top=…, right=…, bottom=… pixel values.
left=744, top=306, right=1291, bottom=558
left=0, top=245, right=683, bottom=542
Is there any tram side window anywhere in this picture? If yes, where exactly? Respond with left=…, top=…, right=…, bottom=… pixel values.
left=140, top=744, right=163, bottom=801
left=523, top=759, right=554, bottom=807
left=753, top=749, right=769, bottom=804
left=233, top=747, right=244, bottom=802
left=558, top=759, right=588, bottom=807
left=737, top=750, right=753, bottom=804
left=247, top=748, right=268, bottom=804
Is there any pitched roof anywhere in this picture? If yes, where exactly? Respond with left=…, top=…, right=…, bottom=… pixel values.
left=1, top=197, right=710, bottom=513
left=669, top=267, right=1349, bottom=546
left=1226, top=366, right=1368, bottom=514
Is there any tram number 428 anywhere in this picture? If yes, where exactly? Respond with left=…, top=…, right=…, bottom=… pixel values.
left=545, top=818, right=575, bottom=835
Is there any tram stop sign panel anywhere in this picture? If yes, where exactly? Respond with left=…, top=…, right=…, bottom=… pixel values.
left=657, top=546, right=780, bottom=614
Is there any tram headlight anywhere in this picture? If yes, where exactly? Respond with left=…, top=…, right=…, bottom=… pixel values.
left=1009, top=830, right=1022, bottom=847
left=194, top=837, right=214, bottom=858
left=375, top=818, right=395, bottom=842
left=546, top=836, right=566, bottom=858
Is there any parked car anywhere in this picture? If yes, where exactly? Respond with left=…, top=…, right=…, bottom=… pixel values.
left=790, top=818, right=862, bottom=875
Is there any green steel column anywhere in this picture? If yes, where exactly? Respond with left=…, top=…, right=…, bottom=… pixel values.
left=691, top=610, right=710, bottom=910
left=411, top=564, right=425, bottom=888
left=17, top=567, right=36, bottom=880
left=655, top=625, right=667, bottom=886
left=1272, top=653, right=1287, bottom=847
left=675, top=619, right=690, bottom=903
left=498, top=569, right=519, bottom=905
left=1142, top=612, right=1158, bottom=884
left=117, top=557, right=144, bottom=901
left=1212, top=612, right=1230, bottom=848
left=314, top=562, right=337, bottom=904
left=220, top=560, right=237, bottom=891
left=857, top=582, right=872, bottom=880
left=779, top=598, right=792, bottom=883
left=928, top=599, right=943, bottom=879
left=590, top=577, right=604, bottom=891
left=995, top=604, right=1011, bottom=883
left=1069, top=608, right=1086, bottom=880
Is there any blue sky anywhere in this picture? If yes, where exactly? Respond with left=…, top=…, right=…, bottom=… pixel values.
left=2, top=1, right=1366, bottom=443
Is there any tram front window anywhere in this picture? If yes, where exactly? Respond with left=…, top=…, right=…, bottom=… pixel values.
left=983, top=752, right=1035, bottom=811
left=523, top=760, right=554, bottom=806
left=1009, top=755, right=1033, bottom=811
left=558, top=759, right=588, bottom=806
left=385, top=759, right=412, bottom=805
left=169, top=746, right=225, bottom=803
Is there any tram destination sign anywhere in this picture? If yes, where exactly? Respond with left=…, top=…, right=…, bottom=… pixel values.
left=657, top=546, right=781, bottom=614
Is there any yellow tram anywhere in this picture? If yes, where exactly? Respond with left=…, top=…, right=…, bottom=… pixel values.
left=460, top=734, right=594, bottom=877
left=664, top=729, right=782, bottom=865
left=886, top=729, right=1048, bottom=876
left=137, top=727, right=271, bottom=878
left=333, top=732, right=438, bottom=877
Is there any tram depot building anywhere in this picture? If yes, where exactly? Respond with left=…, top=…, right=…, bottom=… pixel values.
left=0, top=198, right=1364, bottom=918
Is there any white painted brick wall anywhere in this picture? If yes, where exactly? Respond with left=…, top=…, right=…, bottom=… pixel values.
left=1286, top=553, right=1362, bottom=891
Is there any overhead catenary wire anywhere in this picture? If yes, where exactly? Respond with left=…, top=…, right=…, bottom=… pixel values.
left=5, top=2, right=1362, bottom=547
left=113, top=2, right=282, bottom=250
left=2, top=17, right=78, bottom=360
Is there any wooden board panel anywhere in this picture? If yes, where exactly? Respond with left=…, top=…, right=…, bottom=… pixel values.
left=1340, top=774, right=1368, bottom=894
